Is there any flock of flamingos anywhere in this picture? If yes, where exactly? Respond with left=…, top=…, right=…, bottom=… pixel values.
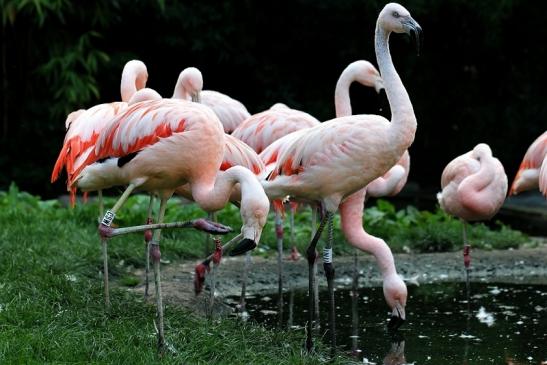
left=50, top=3, right=547, bottom=354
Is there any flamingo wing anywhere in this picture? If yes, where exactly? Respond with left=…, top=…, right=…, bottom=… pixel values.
left=201, top=90, right=250, bottom=133
left=539, top=156, right=547, bottom=198
left=51, top=102, right=128, bottom=182
left=72, top=99, right=214, bottom=183
left=221, top=134, right=265, bottom=174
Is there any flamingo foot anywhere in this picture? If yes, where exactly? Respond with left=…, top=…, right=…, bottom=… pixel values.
left=194, top=260, right=211, bottom=295
left=193, top=218, right=232, bottom=234
left=229, top=238, right=256, bottom=256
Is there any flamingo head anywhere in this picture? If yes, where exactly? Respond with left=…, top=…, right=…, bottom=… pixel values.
left=352, top=60, right=384, bottom=93
left=378, top=3, right=422, bottom=53
left=471, top=143, right=493, bottom=161
left=173, top=67, right=203, bottom=102
left=383, top=273, right=408, bottom=332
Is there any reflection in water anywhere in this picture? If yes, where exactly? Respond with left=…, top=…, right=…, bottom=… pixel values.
left=383, top=341, right=406, bottom=365
left=228, top=283, right=547, bottom=364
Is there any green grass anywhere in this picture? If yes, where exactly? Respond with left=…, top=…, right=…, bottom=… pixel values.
left=0, top=183, right=530, bottom=363
left=0, top=185, right=346, bottom=364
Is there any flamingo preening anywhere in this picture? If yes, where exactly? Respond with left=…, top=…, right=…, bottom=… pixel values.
left=509, top=131, right=547, bottom=197
left=261, top=3, right=421, bottom=351
left=71, top=98, right=270, bottom=350
left=437, top=143, right=507, bottom=308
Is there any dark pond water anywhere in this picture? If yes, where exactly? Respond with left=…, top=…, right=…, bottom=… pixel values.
left=226, top=282, right=547, bottom=364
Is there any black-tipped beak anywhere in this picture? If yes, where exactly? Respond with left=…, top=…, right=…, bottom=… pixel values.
left=229, top=238, right=257, bottom=256
left=387, top=302, right=406, bottom=332
left=387, top=315, right=405, bottom=332
left=403, top=17, right=423, bottom=56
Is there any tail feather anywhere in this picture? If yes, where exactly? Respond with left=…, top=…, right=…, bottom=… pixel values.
left=51, top=143, right=69, bottom=183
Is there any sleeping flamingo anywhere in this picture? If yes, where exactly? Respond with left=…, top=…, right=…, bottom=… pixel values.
left=72, top=98, right=270, bottom=350
left=437, top=143, right=507, bottom=307
left=261, top=3, right=421, bottom=351
left=509, top=131, right=547, bottom=197
left=172, top=70, right=251, bottom=133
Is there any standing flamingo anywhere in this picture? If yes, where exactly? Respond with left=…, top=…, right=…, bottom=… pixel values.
left=261, top=3, right=421, bottom=351
left=437, top=143, right=508, bottom=309
left=172, top=70, right=250, bottom=133
left=72, top=98, right=270, bottom=350
left=259, top=60, right=385, bottom=328
left=509, top=131, right=547, bottom=197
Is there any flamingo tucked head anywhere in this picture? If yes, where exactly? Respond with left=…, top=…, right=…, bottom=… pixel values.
left=173, top=67, right=203, bottom=102
left=378, top=3, right=422, bottom=53
left=383, top=273, right=407, bottom=332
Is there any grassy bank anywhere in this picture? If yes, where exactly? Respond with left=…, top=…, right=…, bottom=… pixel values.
left=0, top=185, right=340, bottom=364
left=0, top=184, right=530, bottom=363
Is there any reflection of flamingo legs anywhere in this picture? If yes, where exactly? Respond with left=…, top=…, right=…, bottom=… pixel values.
left=239, top=251, right=251, bottom=316
left=275, top=211, right=284, bottom=326
left=462, top=220, right=471, bottom=318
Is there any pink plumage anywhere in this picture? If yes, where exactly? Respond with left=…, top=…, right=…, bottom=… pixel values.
left=438, top=143, right=507, bottom=221
left=232, top=103, right=320, bottom=154
left=509, top=131, right=547, bottom=196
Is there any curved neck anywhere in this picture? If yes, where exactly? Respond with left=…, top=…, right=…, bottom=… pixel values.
left=172, top=75, right=188, bottom=100
left=339, top=189, right=397, bottom=278
left=334, top=74, right=352, bottom=118
left=464, top=153, right=498, bottom=192
left=375, top=25, right=416, bottom=146
left=120, top=66, right=146, bottom=103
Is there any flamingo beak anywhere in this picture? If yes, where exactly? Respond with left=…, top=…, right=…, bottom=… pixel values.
left=192, top=91, right=201, bottom=103
left=229, top=238, right=257, bottom=256
left=388, top=300, right=406, bottom=332
left=402, top=16, right=423, bottom=56
left=374, top=77, right=385, bottom=93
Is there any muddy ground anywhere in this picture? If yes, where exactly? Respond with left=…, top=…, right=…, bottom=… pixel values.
left=128, top=238, right=547, bottom=315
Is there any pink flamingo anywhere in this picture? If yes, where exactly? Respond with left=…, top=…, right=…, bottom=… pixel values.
left=437, top=143, right=507, bottom=306
left=509, top=131, right=547, bottom=197
left=72, top=98, right=270, bottom=350
left=259, top=60, right=385, bottom=325
left=261, top=3, right=421, bottom=351
left=172, top=70, right=251, bottom=133
left=51, top=60, right=158, bottom=207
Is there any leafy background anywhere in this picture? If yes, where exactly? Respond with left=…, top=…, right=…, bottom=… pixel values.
left=1, top=0, right=546, bottom=197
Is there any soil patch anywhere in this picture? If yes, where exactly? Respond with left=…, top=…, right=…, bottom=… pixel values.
left=128, top=239, right=547, bottom=315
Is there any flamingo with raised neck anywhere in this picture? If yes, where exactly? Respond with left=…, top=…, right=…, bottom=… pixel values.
left=260, top=2, right=421, bottom=351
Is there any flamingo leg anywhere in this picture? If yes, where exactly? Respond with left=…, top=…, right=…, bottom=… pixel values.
left=462, top=220, right=471, bottom=318
left=150, top=196, right=168, bottom=351
left=305, top=211, right=330, bottom=353
left=99, top=183, right=137, bottom=307
left=351, top=248, right=359, bottom=357
left=275, top=210, right=284, bottom=326
left=239, top=251, right=251, bottom=316
left=204, top=212, right=216, bottom=256
left=144, top=194, right=155, bottom=299
left=310, top=206, right=320, bottom=325
left=323, top=213, right=336, bottom=356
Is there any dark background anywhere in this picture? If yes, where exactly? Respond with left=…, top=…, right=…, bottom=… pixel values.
left=1, top=0, right=546, bottom=198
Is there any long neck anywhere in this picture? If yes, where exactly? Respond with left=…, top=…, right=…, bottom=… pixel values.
left=334, top=73, right=352, bottom=117
left=172, top=75, right=188, bottom=100
left=375, top=25, right=416, bottom=148
left=339, top=189, right=398, bottom=278
left=120, top=65, right=146, bottom=102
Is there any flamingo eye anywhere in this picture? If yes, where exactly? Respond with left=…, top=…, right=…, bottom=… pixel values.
left=392, top=11, right=400, bottom=18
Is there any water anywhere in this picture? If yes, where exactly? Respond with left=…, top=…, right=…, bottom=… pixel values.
left=226, top=282, right=547, bottom=364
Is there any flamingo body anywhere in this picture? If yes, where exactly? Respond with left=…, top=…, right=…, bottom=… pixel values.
left=438, top=143, right=507, bottom=222
left=201, top=90, right=251, bottom=133
left=232, top=103, right=320, bottom=154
